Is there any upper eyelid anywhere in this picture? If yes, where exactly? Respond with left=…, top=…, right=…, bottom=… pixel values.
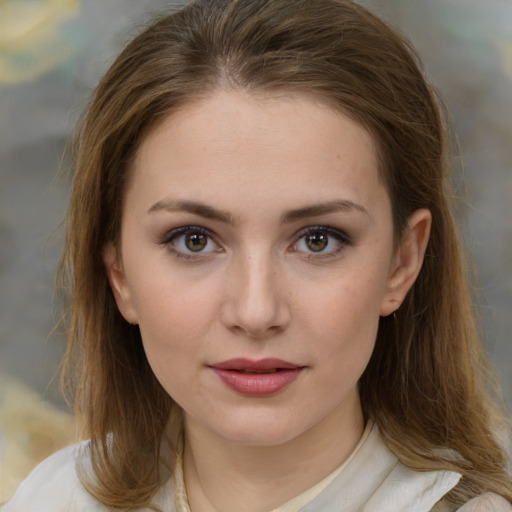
left=160, top=225, right=215, bottom=243
left=295, top=225, right=351, bottom=242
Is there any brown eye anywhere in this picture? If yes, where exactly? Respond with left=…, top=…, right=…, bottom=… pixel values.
left=185, top=233, right=208, bottom=252
left=305, top=232, right=328, bottom=252
left=163, top=226, right=221, bottom=257
left=292, top=226, right=350, bottom=257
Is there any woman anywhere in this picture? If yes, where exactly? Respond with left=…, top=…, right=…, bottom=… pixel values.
left=3, top=0, right=511, bottom=510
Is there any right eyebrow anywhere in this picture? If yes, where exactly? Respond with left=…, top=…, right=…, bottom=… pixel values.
left=147, top=199, right=234, bottom=224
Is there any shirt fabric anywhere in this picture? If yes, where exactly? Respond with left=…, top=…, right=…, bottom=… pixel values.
left=2, top=422, right=510, bottom=512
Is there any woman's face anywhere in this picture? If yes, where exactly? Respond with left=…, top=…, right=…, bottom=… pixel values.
left=105, top=90, right=427, bottom=446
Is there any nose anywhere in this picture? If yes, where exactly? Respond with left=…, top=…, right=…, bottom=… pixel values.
left=220, top=251, right=291, bottom=339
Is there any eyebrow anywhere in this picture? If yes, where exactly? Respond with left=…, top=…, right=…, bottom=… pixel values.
left=147, top=198, right=368, bottom=224
left=148, top=199, right=234, bottom=223
left=281, top=200, right=369, bottom=223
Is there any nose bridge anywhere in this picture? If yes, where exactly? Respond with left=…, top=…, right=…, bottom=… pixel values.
left=223, top=245, right=289, bottom=337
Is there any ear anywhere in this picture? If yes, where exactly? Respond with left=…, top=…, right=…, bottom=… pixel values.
left=102, top=243, right=139, bottom=324
left=380, top=209, right=432, bottom=317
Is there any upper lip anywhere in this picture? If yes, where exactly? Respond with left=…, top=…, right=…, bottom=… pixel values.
left=209, top=358, right=303, bottom=371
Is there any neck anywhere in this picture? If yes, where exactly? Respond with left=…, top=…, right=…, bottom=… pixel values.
left=183, top=393, right=365, bottom=512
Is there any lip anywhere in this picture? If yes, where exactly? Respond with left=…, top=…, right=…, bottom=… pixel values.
left=209, top=358, right=305, bottom=396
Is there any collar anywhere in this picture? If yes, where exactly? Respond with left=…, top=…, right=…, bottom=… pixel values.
left=299, top=423, right=461, bottom=512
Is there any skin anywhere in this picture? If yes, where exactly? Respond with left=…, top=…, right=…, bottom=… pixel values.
left=104, top=89, right=431, bottom=511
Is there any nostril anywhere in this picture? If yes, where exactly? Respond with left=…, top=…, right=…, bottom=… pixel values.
left=227, top=323, right=284, bottom=338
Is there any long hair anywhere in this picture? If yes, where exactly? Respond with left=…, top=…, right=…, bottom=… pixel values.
left=59, top=0, right=512, bottom=508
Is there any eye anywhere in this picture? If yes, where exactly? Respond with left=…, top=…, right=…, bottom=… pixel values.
left=161, top=226, right=221, bottom=258
left=303, top=231, right=329, bottom=252
left=292, top=226, right=350, bottom=256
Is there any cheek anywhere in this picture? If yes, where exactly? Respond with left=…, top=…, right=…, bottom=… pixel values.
left=299, top=267, right=387, bottom=362
left=133, top=280, right=218, bottom=400
left=130, top=274, right=219, bottom=357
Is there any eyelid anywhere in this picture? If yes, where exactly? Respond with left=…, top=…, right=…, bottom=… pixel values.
left=157, top=224, right=351, bottom=260
left=159, top=225, right=222, bottom=259
left=299, top=225, right=351, bottom=243
left=291, top=225, right=352, bottom=257
left=160, top=225, right=211, bottom=244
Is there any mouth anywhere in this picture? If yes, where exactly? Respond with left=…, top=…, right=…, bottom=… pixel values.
left=209, top=358, right=305, bottom=396
left=231, top=368, right=282, bottom=374
left=210, top=358, right=303, bottom=372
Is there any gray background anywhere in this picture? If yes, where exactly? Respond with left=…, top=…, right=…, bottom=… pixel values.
left=1, top=0, right=511, bottom=410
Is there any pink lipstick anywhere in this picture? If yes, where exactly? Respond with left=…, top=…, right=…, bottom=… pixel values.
left=210, top=358, right=304, bottom=396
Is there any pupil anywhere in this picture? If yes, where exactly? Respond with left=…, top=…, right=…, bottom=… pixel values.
left=185, top=233, right=207, bottom=251
left=306, top=232, right=328, bottom=252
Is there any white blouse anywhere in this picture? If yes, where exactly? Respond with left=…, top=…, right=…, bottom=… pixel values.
left=2, top=422, right=510, bottom=512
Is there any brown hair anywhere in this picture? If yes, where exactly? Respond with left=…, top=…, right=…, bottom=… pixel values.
left=60, top=0, right=512, bottom=508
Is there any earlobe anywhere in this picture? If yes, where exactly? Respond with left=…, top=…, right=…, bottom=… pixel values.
left=102, top=243, right=139, bottom=324
left=380, top=209, right=432, bottom=317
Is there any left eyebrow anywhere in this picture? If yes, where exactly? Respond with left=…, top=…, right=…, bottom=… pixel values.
left=281, top=200, right=369, bottom=224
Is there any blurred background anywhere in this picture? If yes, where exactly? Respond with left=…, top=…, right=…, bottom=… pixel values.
left=0, top=0, right=511, bottom=502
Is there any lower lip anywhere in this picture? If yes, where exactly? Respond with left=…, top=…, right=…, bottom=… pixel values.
left=212, top=368, right=303, bottom=396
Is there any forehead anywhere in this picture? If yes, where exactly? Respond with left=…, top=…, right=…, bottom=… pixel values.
left=128, top=89, right=387, bottom=217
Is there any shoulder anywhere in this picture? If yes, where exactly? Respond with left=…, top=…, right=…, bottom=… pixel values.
left=1, top=441, right=106, bottom=512
left=456, top=493, right=512, bottom=512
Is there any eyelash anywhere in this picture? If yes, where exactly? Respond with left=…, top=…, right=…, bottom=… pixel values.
left=159, top=226, right=221, bottom=260
left=159, top=225, right=352, bottom=260
left=291, top=226, right=352, bottom=259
